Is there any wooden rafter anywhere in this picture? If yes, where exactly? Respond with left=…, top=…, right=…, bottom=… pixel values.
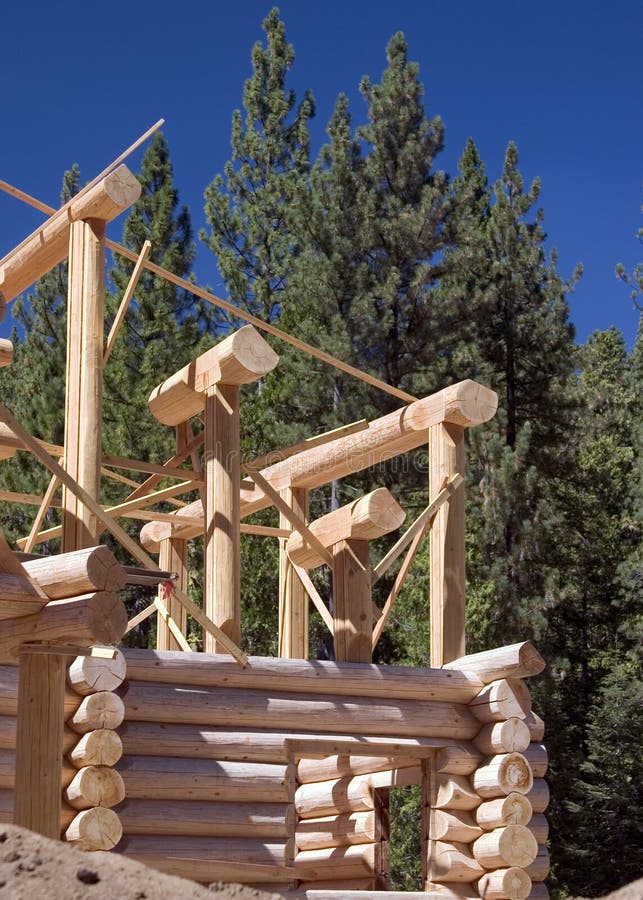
left=103, top=240, right=152, bottom=363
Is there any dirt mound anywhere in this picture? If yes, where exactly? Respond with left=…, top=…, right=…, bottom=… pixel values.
left=0, top=825, right=279, bottom=899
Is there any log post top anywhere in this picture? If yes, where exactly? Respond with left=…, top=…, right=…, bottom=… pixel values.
left=286, top=488, right=405, bottom=570
left=148, top=325, right=279, bottom=425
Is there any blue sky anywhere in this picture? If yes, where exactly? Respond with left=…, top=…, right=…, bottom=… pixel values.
left=1, top=0, right=641, bottom=346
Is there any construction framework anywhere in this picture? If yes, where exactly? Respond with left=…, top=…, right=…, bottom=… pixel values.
left=0, top=125, right=549, bottom=900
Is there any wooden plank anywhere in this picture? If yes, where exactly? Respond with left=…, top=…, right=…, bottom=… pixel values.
left=153, top=597, right=191, bottom=652
left=0, top=489, right=61, bottom=508
left=249, top=420, right=369, bottom=470
left=103, top=240, right=152, bottom=363
left=429, top=423, right=466, bottom=666
left=290, top=562, right=334, bottom=634
left=13, top=652, right=65, bottom=838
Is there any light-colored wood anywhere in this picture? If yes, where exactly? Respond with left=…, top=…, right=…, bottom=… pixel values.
left=139, top=380, right=498, bottom=550
left=372, top=474, right=462, bottom=584
left=291, top=562, right=334, bottom=634
left=524, top=845, right=550, bottom=882
left=475, top=793, right=533, bottom=830
left=68, top=691, right=125, bottom=734
left=522, top=711, right=545, bottom=743
left=121, top=648, right=482, bottom=702
left=475, top=719, right=531, bottom=756
left=473, top=753, right=534, bottom=799
left=117, top=798, right=292, bottom=838
left=153, top=597, right=192, bottom=652
left=290, top=735, right=456, bottom=760
left=476, top=867, right=532, bottom=899
left=148, top=325, right=279, bottom=425
left=65, top=764, right=126, bottom=810
left=119, top=430, right=204, bottom=504
left=297, top=755, right=419, bottom=784
left=0, top=403, right=248, bottom=665
left=446, top=642, right=546, bottom=684
left=204, top=382, right=241, bottom=653
left=296, top=775, right=375, bottom=819
left=118, top=722, right=291, bottom=763
left=524, top=780, right=549, bottom=814
left=64, top=806, right=123, bottom=850
left=435, top=743, right=483, bottom=776
left=125, top=603, right=157, bottom=633
left=0, top=666, right=80, bottom=718
left=23, top=546, right=126, bottom=600
left=0, top=593, right=127, bottom=660
left=526, top=814, right=548, bottom=844
left=121, top=682, right=479, bottom=740
left=0, top=573, right=47, bottom=620
left=103, top=239, right=151, bottom=363
left=13, top=652, right=65, bottom=838
left=67, top=646, right=126, bottom=694
left=287, top=488, right=405, bottom=570
left=279, top=487, right=309, bottom=658
left=522, top=744, right=548, bottom=778
left=23, top=468, right=61, bottom=554
left=429, top=423, right=466, bottom=666
left=116, top=835, right=291, bottom=883
left=250, top=420, right=369, bottom=470
left=470, top=679, right=532, bottom=723
left=333, top=539, right=373, bottom=663
left=0, top=339, right=13, bottom=368
left=430, top=810, right=483, bottom=843
left=432, top=841, right=484, bottom=882
left=295, top=842, right=380, bottom=881
left=0, top=166, right=141, bottom=304
left=0, top=490, right=58, bottom=506
left=472, top=824, right=538, bottom=868
left=156, top=539, right=188, bottom=651
left=62, top=218, right=105, bottom=552
left=116, top=756, right=291, bottom=803
left=434, top=775, right=481, bottom=811
left=295, top=811, right=377, bottom=851
left=68, top=728, right=123, bottom=768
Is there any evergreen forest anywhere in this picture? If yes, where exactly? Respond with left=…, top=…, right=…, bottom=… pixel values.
left=0, top=9, right=640, bottom=897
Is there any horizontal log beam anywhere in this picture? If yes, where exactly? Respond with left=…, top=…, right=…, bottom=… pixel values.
left=445, top=642, right=545, bottom=683
left=0, top=165, right=141, bottom=303
left=118, top=798, right=292, bottom=838
left=22, top=546, right=126, bottom=599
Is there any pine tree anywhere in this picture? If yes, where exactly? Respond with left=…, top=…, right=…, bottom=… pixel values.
left=202, top=6, right=313, bottom=324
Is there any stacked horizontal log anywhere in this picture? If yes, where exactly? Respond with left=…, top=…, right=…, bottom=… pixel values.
left=63, top=649, right=126, bottom=851
left=424, top=643, right=549, bottom=898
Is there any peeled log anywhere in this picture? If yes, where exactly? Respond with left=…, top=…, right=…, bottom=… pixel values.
left=116, top=835, right=290, bottom=883
left=295, top=842, right=379, bottom=881
left=64, top=765, right=125, bottom=810
left=67, top=648, right=126, bottom=695
left=121, top=648, right=483, bottom=703
left=296, top=811, right=377, bottom=851
left=522, top=743, right=548, bottom=778
left=435, top=775, right=481, bottom=811
left=476, top=793, right=533, bottom=830
left=0, top=573, right=46, bottom=620
left=445, top=642, right=545, bottom=684
left=116, top=798, right=292, bottom=838
left=435, top=743, right=483, bottom=775
left=0, top=749, right=74, bottom=789
left=524, top=845, right=550, bottom=882
left=119, top=681, right=479, bottom=741
left=470, top=679, right=532, bottom=723
left=475, top=719, right=531, bottom=756
left=68, top=691, right=125, bottom=733
left=67, top=729, right=123, bottom=768
left=430, top=810, right=483, bottom=843
left=472, top=824, right=537, bottom=869
left=296, top=775, right=374, bottom=819
left=0, top=592, right=127, bottom=658
left=139, top=380, right=498, bottom=549
left=119, top=722, right=289, bottom=764
left=432, top=841, right=485, bottom=882
left=286, top=488, right=405, bottom=569
left=297, top=754, right=418, bottom=784
left=64, top=806, right=122, bottom=850
left=0, top=668, right=80, bottom=718
left=523, top=711, right=545, bottom=742
left=477, top=867, right=532, bottom=899
left=0, top=339, right=13, bottom=368
left=525, top=780, right=550, bottom=814
left=473, top=754, right=533, bottom=799
left=148, top=325, right=279, bottom=426
left=116, top=756, right=292, bottom=804
left=22, top=546, right=126, bottom=600
left=527, top=814, right=549, bottom=844
left=0, top=166, right=141, bottom=304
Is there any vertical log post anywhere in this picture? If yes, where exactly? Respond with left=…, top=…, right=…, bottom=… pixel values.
left=332, top=538, right=373, bottom=663
left=62, top=219, right=105, bottom=552
left=429, top=422, right=466, bottom=667
left=14, top=651, right=66, bottom=838
left=278, top=487, right=309, bottom=659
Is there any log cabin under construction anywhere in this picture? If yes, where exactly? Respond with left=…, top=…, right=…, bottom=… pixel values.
left=0, top=126, right=550, bottom=899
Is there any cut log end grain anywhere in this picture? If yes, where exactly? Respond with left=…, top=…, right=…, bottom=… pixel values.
left=68, top=691, right=125, bottom=734
left=64, top=806, right=123, bottom=850
left=473, top=824, right=538, bottom=868
left=64, top=765, right=126, bottom=810
left=473, top=753, right=534, bottom=799
left=475, top=719, right=531, bottom=756
left=477, top=866, right=532, bottom=899
left=476, top=793, right=533, bottom=830
left=67, top=648, right=126, bottom=695
left=68, top=728, right=123, bottom=768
